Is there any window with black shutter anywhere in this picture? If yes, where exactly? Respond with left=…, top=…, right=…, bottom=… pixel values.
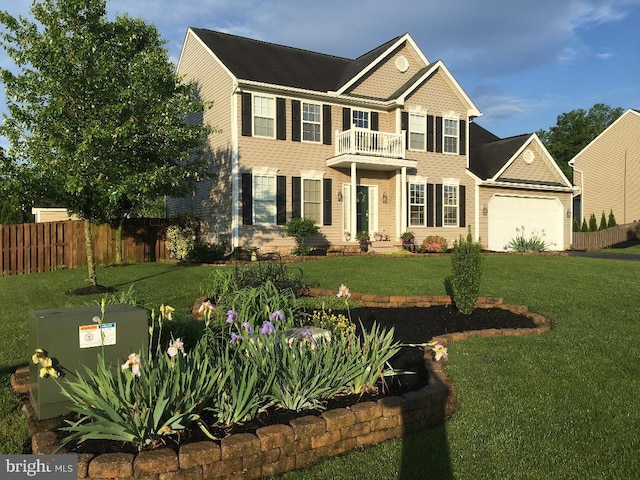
left=276, top=98, right=286, bottom=140
left=241, top=173, right=253, bottom=225
left=291, top=177, right=301, bottom=219
left=323, top=179, right=332, bottom=225
left=276, top=176, right=286, bottom=225
left=323, top=105, right=332, bottom=145
left=241, top=93, right=252, bottom=137
left=459, top=119, right=466, bottom=155
left=292, top=100, right=301, bottom=142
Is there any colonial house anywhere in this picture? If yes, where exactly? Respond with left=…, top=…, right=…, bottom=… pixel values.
left=569, top=109, right=640, bottom=226
left=168, top=29, right=573, bottom=252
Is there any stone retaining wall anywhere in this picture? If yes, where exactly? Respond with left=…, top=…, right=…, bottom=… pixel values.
left=14, top=293, right=552, bottom=480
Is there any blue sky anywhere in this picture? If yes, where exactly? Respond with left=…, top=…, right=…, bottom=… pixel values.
left=1, top=0, right=639, bottom=148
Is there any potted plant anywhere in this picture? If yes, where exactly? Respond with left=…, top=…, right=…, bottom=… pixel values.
left=356, top=231, right=371, bottom=252
left=400, top=231, right=415, bottom=251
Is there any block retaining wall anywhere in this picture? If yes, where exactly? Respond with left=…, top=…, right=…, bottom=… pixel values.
left=14, top=293, right=552, bottom=480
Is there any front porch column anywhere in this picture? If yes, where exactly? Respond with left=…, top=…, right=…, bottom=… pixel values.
left=400, top=166, right=407, bottom=236
left=351, top=162, right=357, bottom=240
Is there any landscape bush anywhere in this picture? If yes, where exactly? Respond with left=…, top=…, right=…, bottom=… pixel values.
left=450, top=230, right=482, bottom=315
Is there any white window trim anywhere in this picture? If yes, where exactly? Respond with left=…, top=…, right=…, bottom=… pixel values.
left=443, top=116, right=459, bottom=155
left=408, top=181, right=427, bottom=227
left=352, top=109, right=370, bottom=129
left=252, top=94, right=276, bottom=139
left=302, top=101, right=322, bottom=143
left=252, top=166, right=278, bottom=225
left=408, top=112, right=427, bottom=151
left=442, top=178, right=460, bottom=227
left=301, top=170, right=325, bottom=224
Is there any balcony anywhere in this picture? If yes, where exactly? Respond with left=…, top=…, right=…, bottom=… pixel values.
left=327, top=128, right=416, bottom=171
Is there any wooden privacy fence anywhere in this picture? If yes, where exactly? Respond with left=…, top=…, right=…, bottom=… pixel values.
left=572, top=221, right=640, bottom=250
left=1, top=219, right=169, bottom=276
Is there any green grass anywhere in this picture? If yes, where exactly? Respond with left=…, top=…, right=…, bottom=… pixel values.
left=599, top=243, right=640, bottom=254
left=2, top=257, right=640, bottom=478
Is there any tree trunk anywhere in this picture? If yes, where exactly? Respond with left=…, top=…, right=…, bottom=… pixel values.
left=115, top=222, right=123, bottom=265
left=84, top=219, right=98, bottom=286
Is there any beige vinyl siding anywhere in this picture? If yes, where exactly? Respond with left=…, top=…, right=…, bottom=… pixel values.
left=499, top=140, right=566, bottom=185
left=349, top=42, right=428, bottom=100
left=167, top=31, right=235, bottom=244
left=572, top=111, right=640, bottom=224
left=476, top=186, right=572, bottom=250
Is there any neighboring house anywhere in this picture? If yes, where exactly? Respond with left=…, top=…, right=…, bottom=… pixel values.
left=569, top=109, right=640, bottom=226
left=168, top=29, right=572, bottom=252
left=468, top=123, right=574, bottom=251
left=31, top=206, right=78, bottom=223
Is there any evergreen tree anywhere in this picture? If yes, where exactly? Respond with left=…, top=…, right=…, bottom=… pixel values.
left=588, top=214, right=598, bottom=232
left=599, top=211, right=608, bottom=230
left=607, top=209, right=617, bottom=228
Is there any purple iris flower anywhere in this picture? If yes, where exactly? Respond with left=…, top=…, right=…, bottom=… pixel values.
left=259, top=320, right=276, bottom=334
left=269, top=310, right=285, bottom=322
left=226, top=309, right=238, bottom=323
left=230, top=332, right=241, bottom=345
left=241, top=321, right=254, bottom=333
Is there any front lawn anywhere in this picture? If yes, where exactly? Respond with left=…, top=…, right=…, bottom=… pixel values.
left=1, top=256, right=640, bottom=478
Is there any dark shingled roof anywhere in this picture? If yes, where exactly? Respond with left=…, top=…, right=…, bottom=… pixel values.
left=191, top=28, right=383, bottom=92
left=468, top=122, right=530, bottom=179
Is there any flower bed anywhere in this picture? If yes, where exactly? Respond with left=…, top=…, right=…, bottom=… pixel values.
left=13, top=289, right=552, bottom=479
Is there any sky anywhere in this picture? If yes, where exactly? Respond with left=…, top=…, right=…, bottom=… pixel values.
left=1, top=0, right=640, bottom=149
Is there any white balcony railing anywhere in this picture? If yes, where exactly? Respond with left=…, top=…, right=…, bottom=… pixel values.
left=335, top=128, right=406, bottom=159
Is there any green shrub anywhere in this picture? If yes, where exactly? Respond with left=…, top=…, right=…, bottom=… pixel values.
left=608, top=209, right=617, bottom=228
left=588, top=213, right=598, bottom=232
left=599, top=211, right=608, bottom=230
left=450, top=230, right=482, bottom=315
left=581, top=218, right=589, bottom=232
left=572, top=218, right=581, bottom=233
left=285, top=218, right=320, bottom=255
left=185, top=242, right=225, bottom=263
left=165, top=214, right=199, bottom=260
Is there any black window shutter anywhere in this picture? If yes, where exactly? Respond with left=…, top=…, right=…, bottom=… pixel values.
left=427, top=115, right=435, bottom=152
left=371, top=112, right=379, bottom=131
left=435, top=183, right=443, bottom=227
left=292, top=177, right=301, bottom=219
left=459, top=119, right=466, bottom=155
left=323, top=104, right=332, bottom=145
left=241, top=173, right=253, bottom=225
left=459, top=185, right=466, bottom=227
left=342, top=107, right=351, bottom=131
left=276, top=175, right=286, bottom=225
left=323, top=178, right=332, bottom=226
left=241, top=93, right=252, bottom=137
left=427, top=183, right=435, bottom=227
left=401, top=111, right=409, bottom=148
left=292, top=100, right=301, bottom=142
left=435, top=117, right=443, bottom=153
left=276, top=97, right=286, bottom=140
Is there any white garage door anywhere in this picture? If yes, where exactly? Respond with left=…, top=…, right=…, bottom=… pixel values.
left=488, top=195, right=564, bottom=251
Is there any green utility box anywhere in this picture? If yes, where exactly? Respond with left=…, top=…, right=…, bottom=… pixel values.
left=29, top=304, right=148, bottom=420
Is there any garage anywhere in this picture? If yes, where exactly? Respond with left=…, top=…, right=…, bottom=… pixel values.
left=488, top=195, right=564, bottom=251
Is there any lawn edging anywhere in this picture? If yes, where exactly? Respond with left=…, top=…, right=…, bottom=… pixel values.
left=13, top=293, right=552, bottom=480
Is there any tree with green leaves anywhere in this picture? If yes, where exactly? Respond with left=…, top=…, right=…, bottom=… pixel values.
left=0, top=0, right=211, bottom=288
left=599, top=211, right=608, bottom=230
left=607, top=209, right=617, bottom=228
left=537, top=103, right=624, bottom=181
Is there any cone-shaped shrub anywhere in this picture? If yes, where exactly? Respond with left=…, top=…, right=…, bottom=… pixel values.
left=450, top=230, right=482, bottom=315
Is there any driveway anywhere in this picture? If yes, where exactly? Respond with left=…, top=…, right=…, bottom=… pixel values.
left=568, top=251, right=640, bottom=261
